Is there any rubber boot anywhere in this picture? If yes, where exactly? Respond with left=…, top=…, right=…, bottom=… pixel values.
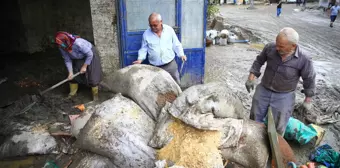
left=91, top=86, right=99, bottom=101
left=67, top=83, right=78, bottom=99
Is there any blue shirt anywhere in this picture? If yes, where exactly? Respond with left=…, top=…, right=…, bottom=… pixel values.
left=331, top=6, right=340, bottom=16
left=59, top=38, right=93, bottom=73
left=138, top=24, right=185, bottom=66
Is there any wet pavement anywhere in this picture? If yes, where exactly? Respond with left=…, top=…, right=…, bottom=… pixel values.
left=205, top=3, right=340, bottom=165
left=1, top=3, right=339, bottom=167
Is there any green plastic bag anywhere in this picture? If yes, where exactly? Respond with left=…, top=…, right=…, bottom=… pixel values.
left=42, top=161, right=59, bottom=168
left=310, top=144, right=340, bottom=168
left=284, top=117, right=318, bottom=145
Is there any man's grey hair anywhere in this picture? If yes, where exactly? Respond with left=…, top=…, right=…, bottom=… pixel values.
left=149, top=13, right=162, bottom=22
left=278, top=27, right=299, bottom=44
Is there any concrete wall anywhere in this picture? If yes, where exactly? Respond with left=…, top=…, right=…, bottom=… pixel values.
left=1, top=0, right=120, bottom=76
left=90, top=0, right=120, bottom=76
left=0, top=1, right=27, bottom=54
left=19, top=0, right=94, bottom=53
left=0, top=0, right=94, bottom=54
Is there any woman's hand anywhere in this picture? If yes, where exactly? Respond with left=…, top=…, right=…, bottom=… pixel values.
left=80, top=64, right=88, bottom=74
left=68, top=72, right=74, bottom=81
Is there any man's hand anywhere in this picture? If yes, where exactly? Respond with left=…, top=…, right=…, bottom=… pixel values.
left=68, top=72, right=74, bottom=81
left=80, top=64, right=88, bottom=74
left=245, top=73, right=256, bottom=93
left=245, top=79, right=256, bottom=93
left=302, top=97, right=312, bottom=111
left=181, top=55, right=187, bottom=62
left=133, top=60, right=142, bottom=64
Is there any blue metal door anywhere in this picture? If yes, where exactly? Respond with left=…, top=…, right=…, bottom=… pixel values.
left=118, top=0, right=207, bottom=87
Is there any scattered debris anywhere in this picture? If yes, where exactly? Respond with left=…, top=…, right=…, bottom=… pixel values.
left=50, top=132, right=72, bottom=137
left=0, top=123, right=58, bottom=159
left=74, top=153, right=115, bottom=168
left=294, top=8, right=301, bottom=12
left=220, top=37, right=228, bottom=46
left=0, top=156, right=35, bottom=168
left=63, top=160, right=72, bottom=168
left=247, top=6, right=257, bottom=10
left=68, top=115, right=80, bottom=125
left=73, top=104, right=85, bottom=112
left=206, top=15, right=261, bottom=47
left=0, top=77, right=7, bottom=85
left=42, top=161, right=59, bottom=168
left=15, top=77, right=41, bottom=88
left=309, top=144, right=340, bottom=168
left=220, top=29, right=230, bottom=37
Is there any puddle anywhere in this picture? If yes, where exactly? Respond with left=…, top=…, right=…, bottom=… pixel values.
left=0, top=156, right=35, bottom=168
left=250, top=43, right=265, bottom=50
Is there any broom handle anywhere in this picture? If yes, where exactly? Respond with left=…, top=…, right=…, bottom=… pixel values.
left=40, top=72, right=81, bottom=95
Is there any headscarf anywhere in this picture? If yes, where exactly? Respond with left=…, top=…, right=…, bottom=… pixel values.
left=55, top=31, right=80, bottom=52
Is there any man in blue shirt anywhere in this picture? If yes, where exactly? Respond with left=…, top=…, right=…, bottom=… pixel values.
left=133, top=13, right=187, bottom=84
left=330, top=3, right=340, bottom=27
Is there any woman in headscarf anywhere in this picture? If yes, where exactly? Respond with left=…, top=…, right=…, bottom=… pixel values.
left=55, top=31, right=102, bottom=101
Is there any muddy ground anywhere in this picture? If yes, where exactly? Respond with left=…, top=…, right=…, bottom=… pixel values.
left=205, top=3, right=340, bottom=165
left=0, top=3, right=339, bottom=167
left=0, top=48, right=113, bottom=167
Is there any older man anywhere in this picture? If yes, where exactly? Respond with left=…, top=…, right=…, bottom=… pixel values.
left=245, top=27, right=316, bottom=135
left=133, top=13, right=187, bottom=84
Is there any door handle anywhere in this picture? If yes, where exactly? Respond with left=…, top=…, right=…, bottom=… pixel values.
left=172, top=26, right=180, bottom=33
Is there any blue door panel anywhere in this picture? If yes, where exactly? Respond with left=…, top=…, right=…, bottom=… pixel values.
left=124, top=53, right=150, bottom=67
left=126, top=35, right=143, bottom=51
left=125, top=53, right=138, bottom=66
left=175, top=49, right=205, bottom=87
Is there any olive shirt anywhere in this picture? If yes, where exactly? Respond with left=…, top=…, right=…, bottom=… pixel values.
left=249, top=42, right=316, bottom=97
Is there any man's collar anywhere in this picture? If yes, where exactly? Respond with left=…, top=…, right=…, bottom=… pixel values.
left=161, top=24, right=164, bottom=32
left=293, top=45, right=300, bottom=58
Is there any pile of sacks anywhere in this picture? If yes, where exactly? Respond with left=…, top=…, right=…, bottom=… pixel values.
left=206, top=29, right=238, bottom=46
left=0, top=64, right=271, bottom=168
left=206, top=16, right=261, bottom=47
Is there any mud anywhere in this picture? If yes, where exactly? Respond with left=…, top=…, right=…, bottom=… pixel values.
left=156, top=91, right=178, bottom=107
left=205, top=3, right=340, bottom=165
left=1, top=3, right=339, bottom=167
left=0, top=48, right=114, bottom=166
left=0, top=94, right=79, bottom=129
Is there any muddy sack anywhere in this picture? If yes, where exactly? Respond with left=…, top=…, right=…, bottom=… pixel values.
left=103, top=64, right=181, bottom=121
left=149, top=103, right=175, bottom=148
left=220, top=120, right=270, bottom=168
left=75, top=153, right=117, bottom=168
left=168, top=82, right=244, bottom=130
left=151, top=103, right=224, bottom=168
left=149, top=102, right=243, bottom=149
left=150, top=83, right=245, bottom=149
left=0, top=123, right=57, bottom=159
left=76, top=94, right=156, bottom=168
